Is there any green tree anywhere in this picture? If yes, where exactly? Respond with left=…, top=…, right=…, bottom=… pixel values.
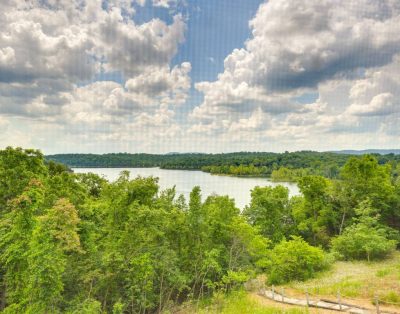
left=331, top=200, right=398, bottom=261
left=294, top=176, right=334, bottom=246
left=0, top=179, right=45, bottom=310
left=0, top=147, right=47, bottom=211
left=244, top=186, right=292, bottom=243
left=339, top=155, right=395, bottom=228
left=266, top=236, right=329, bottom=285
left=23, top=198, right=81, bottom=313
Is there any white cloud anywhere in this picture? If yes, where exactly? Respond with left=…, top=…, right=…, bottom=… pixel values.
left=185, top=0, right=400, bottom=152
left=0, top=0, right=192, bottom=154
left=346, top=58, right=400, bottom=116
left=0, top=0, right=188, bottom=119
left=125, top=62, right=191, bottom=105
left=193, top=0, right=400, bottom=122
left=47, top=60, right=192, bottom=147
left=228, top=108, right=271, bottom=133
left=134, top=0, right=182, bottom=8
left=0, top=116, right=9, bottom=133
left=98, top=13, right=185, bottom=77
left=1, top=0, right=400, bottom=153
left=0, top=47, right=16, bottom=65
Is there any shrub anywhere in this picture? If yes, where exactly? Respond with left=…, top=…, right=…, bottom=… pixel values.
left=266, top=236, right=329, bottom=284
left=67, top=299, right=102, bottom=314
left=331, top=201, right=398, bottom=261
left=332, top=225, right=397, bottom=261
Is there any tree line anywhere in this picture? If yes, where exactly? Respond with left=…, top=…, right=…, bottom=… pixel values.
left=47, top=151, right=400, bottom=181
left=1, top=147, right=399, bottom=313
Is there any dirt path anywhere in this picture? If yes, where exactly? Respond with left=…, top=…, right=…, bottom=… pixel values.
left=255, top=289, right=400, bottom=314
left=250, top=293, right=339, bottom=313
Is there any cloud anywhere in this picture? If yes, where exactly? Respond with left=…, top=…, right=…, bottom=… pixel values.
left=125, top=62, right=191, bottom=105
left=152, top=0, right=172, bottom=8
left=0, top=0, right=191, bottom=155
left=228, top=108, right=271, bottom=133
left=348, top=93, right=396, bottom=116
left=1, top=0, right=400, bottom=153
left=0, top=0, right=187, bottom=118
left=98, top=13, right=186, bottom=77
left=0, top=116, right=9, bottom=133
left=346, top=57, right=400, bottom=116
left=193, top=0, right=400, bottom=121
left=134, top=0, right=182, bottom=8
left=51, top=60, right=191, bottom=142
left=0, top=47, right=16, bottom=65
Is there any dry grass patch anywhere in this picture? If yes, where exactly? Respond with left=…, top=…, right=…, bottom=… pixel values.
left=285, top=252, right=400, bottom=308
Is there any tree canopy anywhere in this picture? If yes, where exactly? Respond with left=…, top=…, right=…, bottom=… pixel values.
left=0, top=147, right=399, bottom=312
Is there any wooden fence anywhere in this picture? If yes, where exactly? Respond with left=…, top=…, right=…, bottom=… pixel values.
left=259, top=286, right=400, bottom=314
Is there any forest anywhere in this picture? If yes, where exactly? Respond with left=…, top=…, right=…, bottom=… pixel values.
left=1, top=147, right=400, bottom=313
left=47, top=151, right=400, bottom=180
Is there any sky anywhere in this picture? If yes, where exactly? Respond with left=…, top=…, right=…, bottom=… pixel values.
left=0, top=0, right=400, bottom=154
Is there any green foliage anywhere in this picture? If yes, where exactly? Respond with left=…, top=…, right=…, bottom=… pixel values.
left=244, top=185, right=293, bottom=243
left=294, top=176, right=334, bottom=246
left=376, top=268, right=390, bottom=277
left=0, top=148, right=273, bottom=313
left=67, top=299, right=102, bottom=314
left=340, top=155, right=396, bottom=227
left=266, top=236, right=329, bottom=285
left=271, top=167, right=311, bottom=182
left=112, top=301, right=124, bottom=314
left=380, top=291, right=400, bottom=305
left=0, top=147, right=47, bottom=209
left=1, top=147, right=400, bottom=312
left=202, top=164, right=269, bottom=176
left=47, top=151, right=400, bottom=186
left=0, top=179, right=45, bottom=305
left=332, top=200, right=398, bottom=261
left=47, top=151, right=354, bottom=172
left=197, top=290, right=307, bottom=314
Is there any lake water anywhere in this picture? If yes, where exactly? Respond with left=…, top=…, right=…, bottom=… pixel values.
left=72, top=167, right=300, bottom=209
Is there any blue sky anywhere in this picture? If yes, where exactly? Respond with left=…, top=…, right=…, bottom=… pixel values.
left=172, top=0, right=263, bottom=81
left=110, top=0, right=264, bottom=111
left=173, top=0, right=264, bottom=117
left=0, top=0, right=400, bottom=153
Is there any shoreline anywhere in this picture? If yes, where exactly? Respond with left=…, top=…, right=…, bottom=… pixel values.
left=71, top=166, right=297, bottom=183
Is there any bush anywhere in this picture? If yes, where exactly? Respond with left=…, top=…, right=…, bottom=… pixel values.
left=331, top=200, right=398, bottom=261
left=67, top=299, right=102, bottom=314
left=331, top=225, right=397, bottom=261
left=266, top=236, right=329, bottom=284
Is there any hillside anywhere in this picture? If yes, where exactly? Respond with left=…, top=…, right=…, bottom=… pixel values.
left=332, top=149, right=400, bottom=155
left=188, top=253, right=400, bottom=313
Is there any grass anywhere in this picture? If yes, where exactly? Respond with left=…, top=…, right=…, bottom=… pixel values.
left=175, top=253, right=400, bottom=313
left=376, top=268, right=391, bottom=278
left=287, top=251, right=400, bottom=302
left=178, top=290, right=307, bottom=314
left=380, top=291, right=400, bottom=305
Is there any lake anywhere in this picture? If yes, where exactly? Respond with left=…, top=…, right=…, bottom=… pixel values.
left=72, top=167, right=300, bottom=209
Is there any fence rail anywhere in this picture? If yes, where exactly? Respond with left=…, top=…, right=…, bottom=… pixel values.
left=259, top=286, right=400, bottom=314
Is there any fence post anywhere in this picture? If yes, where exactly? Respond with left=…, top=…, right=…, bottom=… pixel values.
left=337, top=290, right=342, bottom=311
left=272, top=285, right=275, bottom=300
left=306, top=289, right=309, bottom=307
left=375, top=294, right=380, bottom=314
left=281, top=287, right=284, bottom=302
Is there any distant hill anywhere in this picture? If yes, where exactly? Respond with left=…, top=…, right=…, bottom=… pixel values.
left=332, top=149, right=400, bottom=155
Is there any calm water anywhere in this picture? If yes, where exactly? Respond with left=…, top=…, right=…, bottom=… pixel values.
left=72, top=167, right=300, bottom=209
